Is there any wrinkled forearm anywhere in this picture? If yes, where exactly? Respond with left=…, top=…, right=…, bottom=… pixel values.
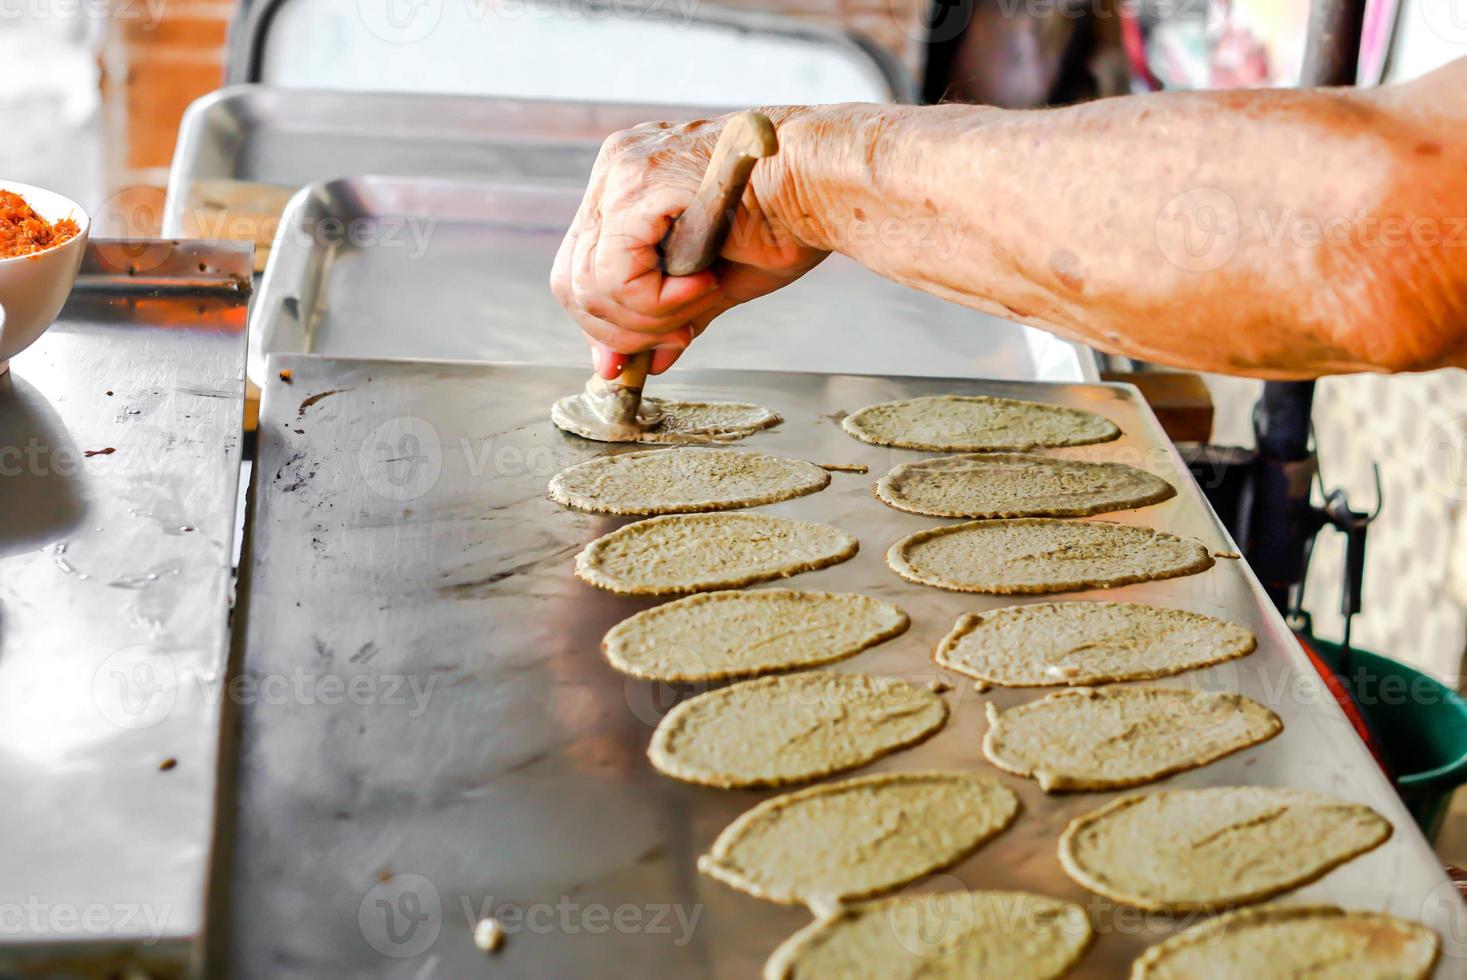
left=752, top=77, right=1467, bottom=378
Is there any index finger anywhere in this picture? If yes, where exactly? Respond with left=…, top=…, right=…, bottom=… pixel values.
left=595, top=188, right=720, bottom=317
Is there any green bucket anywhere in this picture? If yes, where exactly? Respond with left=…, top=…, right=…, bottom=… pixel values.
left=1310, top=637, right=1467, bottom=839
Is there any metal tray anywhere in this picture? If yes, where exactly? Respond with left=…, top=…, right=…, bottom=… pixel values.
left=222, top=357, right=1467, bottom=978
left=0, top=241, right=249, bottom=974
left=248, top=175, right=1098, bottom=387
left=162, top=85, right=738, bottom=237
left=223, top=0, right=915, bottom=103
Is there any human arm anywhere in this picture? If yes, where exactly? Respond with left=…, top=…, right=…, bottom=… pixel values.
left=552, top=59, right=1467, bottom=379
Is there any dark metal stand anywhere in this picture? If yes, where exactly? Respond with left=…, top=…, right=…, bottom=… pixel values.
left=1249, top=380, right=1320, bottom=609
left=1244, top=0, right=1370, bottom=624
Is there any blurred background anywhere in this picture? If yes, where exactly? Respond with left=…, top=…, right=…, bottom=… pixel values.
left=4, top=0, right=1465, bottom=795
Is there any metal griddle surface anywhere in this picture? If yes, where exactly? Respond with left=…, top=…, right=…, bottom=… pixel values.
left=225, top=356, right=1467, bottom=979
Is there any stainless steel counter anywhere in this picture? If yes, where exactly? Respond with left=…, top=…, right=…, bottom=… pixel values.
left=0, top=241, right=250, bottom=975
left=223, top=354, right=1467, bottom=979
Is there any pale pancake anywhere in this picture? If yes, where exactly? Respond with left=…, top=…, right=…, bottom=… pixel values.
left=982, top=686, right=1282, bottom=792
left=1130, top=905, right=1439, bottom=980
left=575, top=513, right=858, bottom=596
left=649, top=672, right=947, bottom=789
left=698, top=771, right=1019, bottom=909
left=552, top=395, right=779, bottom=444
left=549, top=447, right=829, bottom=515
left=842, top=395, right=1119, bottom=452
left=1059, top=787, right=1391, bottom=910
left=764, top=890, right=1093, bottom=980
left=934, top=602, right=1256, bottom=687
left=888, top=519, right=1214, bottom=595
left=602, top=589, right=908, bottom=682
left=875, top=452, right=1175, bottom=518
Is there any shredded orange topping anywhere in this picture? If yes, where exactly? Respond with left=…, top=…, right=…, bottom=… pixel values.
left=0, top=190, right=80, bottom=259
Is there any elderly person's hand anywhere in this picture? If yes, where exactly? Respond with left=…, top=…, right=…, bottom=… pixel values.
left=550, top=111, right=828, bottom=379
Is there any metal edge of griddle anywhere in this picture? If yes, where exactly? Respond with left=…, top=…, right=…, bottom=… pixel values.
left=1111, top=377, right=1467, bottom=972
left=161, top=85, right=750, bottom=237
left=222, top=0, right=917, bottom=101
left=200, top=411, right=266, bottom=980
left=70, top=239, right=255, bottom=297
left=1037, top=377, right=1467, bottom=950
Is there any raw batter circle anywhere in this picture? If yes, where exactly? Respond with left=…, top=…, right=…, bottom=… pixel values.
left=875, top=452, right=1175, bottom=519
left=548, top=447, right=830, bottom=515
left=1130, top=905, right=1438, bottom=980
left=887, top=518, right=1215, bottom=595
left=982, top=685, right=1282, bottom=792
left=764, top=890, right=1093, bottom=980
left=603, top=589, right=909, bottom=682
left=648, top=671, right=948, bottom=789
left=698, top=771, right=1019, bottom=909
left=575, top=513, right=859, bottom=595
left=552, top=395, right=780, bottom=444
left=934, top=602, right=1256, bottom=687
left=842, top=394, right=1120, bottom=452
left=1059, top=786, right=1391, bottom=910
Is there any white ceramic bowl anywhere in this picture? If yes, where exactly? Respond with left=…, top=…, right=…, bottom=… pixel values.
left=0, top=181, right=90, bottom=374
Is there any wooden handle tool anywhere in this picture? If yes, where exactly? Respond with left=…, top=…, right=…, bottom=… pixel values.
left=562, top=112, right=779, bottom=441
left=618, top=112, right=780, bottom=398
left=660, top=110, right=779, bottom=276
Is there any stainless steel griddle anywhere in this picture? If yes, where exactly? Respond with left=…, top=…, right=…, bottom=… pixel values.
left=221, top=355, right=1467, bottom=979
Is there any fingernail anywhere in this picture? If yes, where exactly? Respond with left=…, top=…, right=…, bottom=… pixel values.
left=651, top=347, right=683, bottom=375
left=591, top=344, right=611, bottom=376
